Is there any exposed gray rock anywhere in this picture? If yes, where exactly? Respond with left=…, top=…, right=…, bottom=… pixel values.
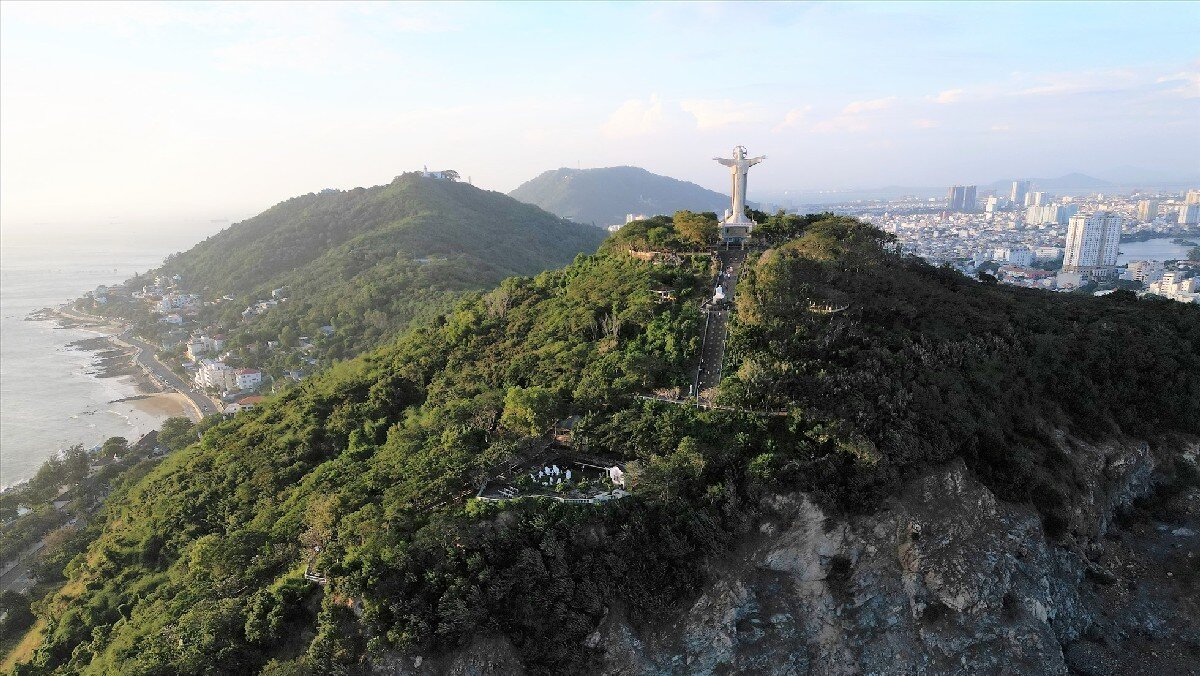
left=373, top=435, right=1199, bottom=675
left=588, top=435, right=1198, bottom=675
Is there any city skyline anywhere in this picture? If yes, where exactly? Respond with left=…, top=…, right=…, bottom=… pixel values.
left=2, top=1, right=1198, bottom=230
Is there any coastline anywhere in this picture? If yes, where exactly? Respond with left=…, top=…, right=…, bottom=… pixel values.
left=0, top=325, right=171, bottom=490
left=0, top=234, right=206, bottom=488
left=113, top=392, right=192, bottom=419
left=39, top=305, right=218, bottom=421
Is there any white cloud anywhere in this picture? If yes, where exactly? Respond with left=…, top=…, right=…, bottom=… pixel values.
left=1156, top=70, right=1200, bottom=99
left=930, top=89, right=965, bottom=104
left=680, top=99, right=765, bottom=130
left=809, top=115, right=872, bottom=134
left=842, top=96, right=897, bottom=114
left=772, top=105, right=813, bottom=132
left=601, top=94, right=666, bottom=138
left=990, top=124, right=1010, bottom=132
left=912, top=118, right=939, bottom=129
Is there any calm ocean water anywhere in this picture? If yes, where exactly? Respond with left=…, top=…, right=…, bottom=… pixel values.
left=0, top=227, right=214, bottom=488
left=1117, top=237, right=1195, bottom=265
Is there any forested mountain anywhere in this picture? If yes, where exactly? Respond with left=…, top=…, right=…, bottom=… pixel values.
left=11, top=217, right=1200, bottom=675
left=509, top=166, right=731, bottom=227
left=151, top=173, right=606, bottom=356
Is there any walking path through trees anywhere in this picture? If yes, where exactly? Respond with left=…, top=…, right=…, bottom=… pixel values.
left=695, top=247, right=749, bottom=398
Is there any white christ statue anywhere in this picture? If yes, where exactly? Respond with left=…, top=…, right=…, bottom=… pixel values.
left=714, top=145, right=765, bottom=224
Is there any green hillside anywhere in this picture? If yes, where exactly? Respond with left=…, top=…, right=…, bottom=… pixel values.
left=509, top=166, right=731, bottom=227
left=153, top=173, right=606, bottom=356
left=14, top=218, right=1200, bottom=675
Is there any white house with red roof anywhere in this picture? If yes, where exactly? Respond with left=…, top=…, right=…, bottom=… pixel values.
left=235, top=368, right=262, bottom=391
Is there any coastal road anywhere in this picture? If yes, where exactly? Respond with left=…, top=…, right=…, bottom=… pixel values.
left=52, top=306, right=219, bottom=419
left=120, top=331, right=220, bottom=418
left=0, top=541, right=44, bottom=594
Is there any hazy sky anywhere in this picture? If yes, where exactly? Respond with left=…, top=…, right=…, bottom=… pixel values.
left=2, top=1, right=1198, bottom=230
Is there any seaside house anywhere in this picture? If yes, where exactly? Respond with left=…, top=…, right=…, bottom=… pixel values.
left=223, top=395, right=266, bottom=415
left=195, top=359, right=237, bottom=390
left=235, top=368, right=262, bottom=391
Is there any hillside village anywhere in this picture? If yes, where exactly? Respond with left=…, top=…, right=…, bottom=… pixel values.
left=83, top=273, right=322, bottom=416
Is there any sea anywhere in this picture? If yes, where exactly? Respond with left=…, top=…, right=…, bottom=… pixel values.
left=0, top=226, right=213, bottom=489
left=1117, top=237, right=1195, bottom=265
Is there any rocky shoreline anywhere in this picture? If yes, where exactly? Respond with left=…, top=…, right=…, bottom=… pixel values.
left=29, top=306, right=164, bottom=395
left=67, top=336, right=162, bottom=394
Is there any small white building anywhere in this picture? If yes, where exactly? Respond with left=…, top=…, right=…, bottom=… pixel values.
left=195, top=359, right=237, bottom=391
left=235, top=368, right=262, bottom=391
left=1035, top=246, right=1063, bottom=261
left=223, top=395, right=265, bottom=415
left=1147, top=272, right=1199, bottom=303
left=186, top=339, right=208, bottom=361
left=1126, top=260, right=1165, bottom=284
left=995, top=247, right=1034, bottom=267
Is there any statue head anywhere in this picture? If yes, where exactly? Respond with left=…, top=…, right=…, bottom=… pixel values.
left=733, top=145, right=746, bottom=159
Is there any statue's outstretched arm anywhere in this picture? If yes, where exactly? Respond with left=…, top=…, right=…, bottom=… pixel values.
left=748, top=156, right=766, bottom=166
left=714, top=158, right=736, bottom=167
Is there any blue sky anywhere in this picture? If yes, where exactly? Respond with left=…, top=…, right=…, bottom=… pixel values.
left=1, top=1, right=1197, bottom=228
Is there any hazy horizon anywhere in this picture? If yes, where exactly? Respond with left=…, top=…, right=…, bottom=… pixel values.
left=2, top=1, right=1198, bottom=231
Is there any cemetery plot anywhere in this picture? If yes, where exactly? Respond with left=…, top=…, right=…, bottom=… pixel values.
left=477, top=455, right=629, bottom=504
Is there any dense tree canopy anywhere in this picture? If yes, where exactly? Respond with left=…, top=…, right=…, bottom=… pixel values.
left=13, top=218, right=1200, bottom=675
left=97, top=174, right=606, bottom=360
left=723, top=217, right=1200, bottom=530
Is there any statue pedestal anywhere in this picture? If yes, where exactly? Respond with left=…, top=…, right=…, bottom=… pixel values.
left=713, top=146, right=764, bottom=248
left=720, top=216, right=755, bottom=246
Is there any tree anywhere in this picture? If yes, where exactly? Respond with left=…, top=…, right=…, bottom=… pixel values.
left=0, top=590, right=35, bottom=638
left=672, top=211, right=718, bottom=248
left=159, top=417, right=198, bottom=452
left=279, top=326, right=299, bottom=348
left=753, top=210, right=828, bottom=247
left=62, top=444, right=89, bottom=484
left=101, top=436, right=129, bottom=460
left=500, top=386, right=559, bottom=436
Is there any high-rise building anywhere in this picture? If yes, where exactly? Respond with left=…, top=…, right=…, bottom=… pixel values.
left=1185, top=189, right=1200, bottom=204
left=1010, top=180, right=1030, bottom=206
left=1062, top=211, right=1123, bottom=278
left=946, top=185, right=977, bottom=212
left=1025, top=191, right=1049, bottom=207
left=1049, top=203, right=1078, bottom=226
left=1137, top=200, right=1160, bottom=222
left=1180, top=203, right=1200, bottom=225
left=947, top=185, right=965, bottom=211
left=1024, top=203, right=1076, bottom=226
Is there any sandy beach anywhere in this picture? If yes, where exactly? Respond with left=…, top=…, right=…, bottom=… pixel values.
left=113, top=391, right=192, bottom=419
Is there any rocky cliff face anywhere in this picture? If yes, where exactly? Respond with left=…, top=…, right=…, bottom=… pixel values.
left=379, top=435, right=1199, bottom=675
